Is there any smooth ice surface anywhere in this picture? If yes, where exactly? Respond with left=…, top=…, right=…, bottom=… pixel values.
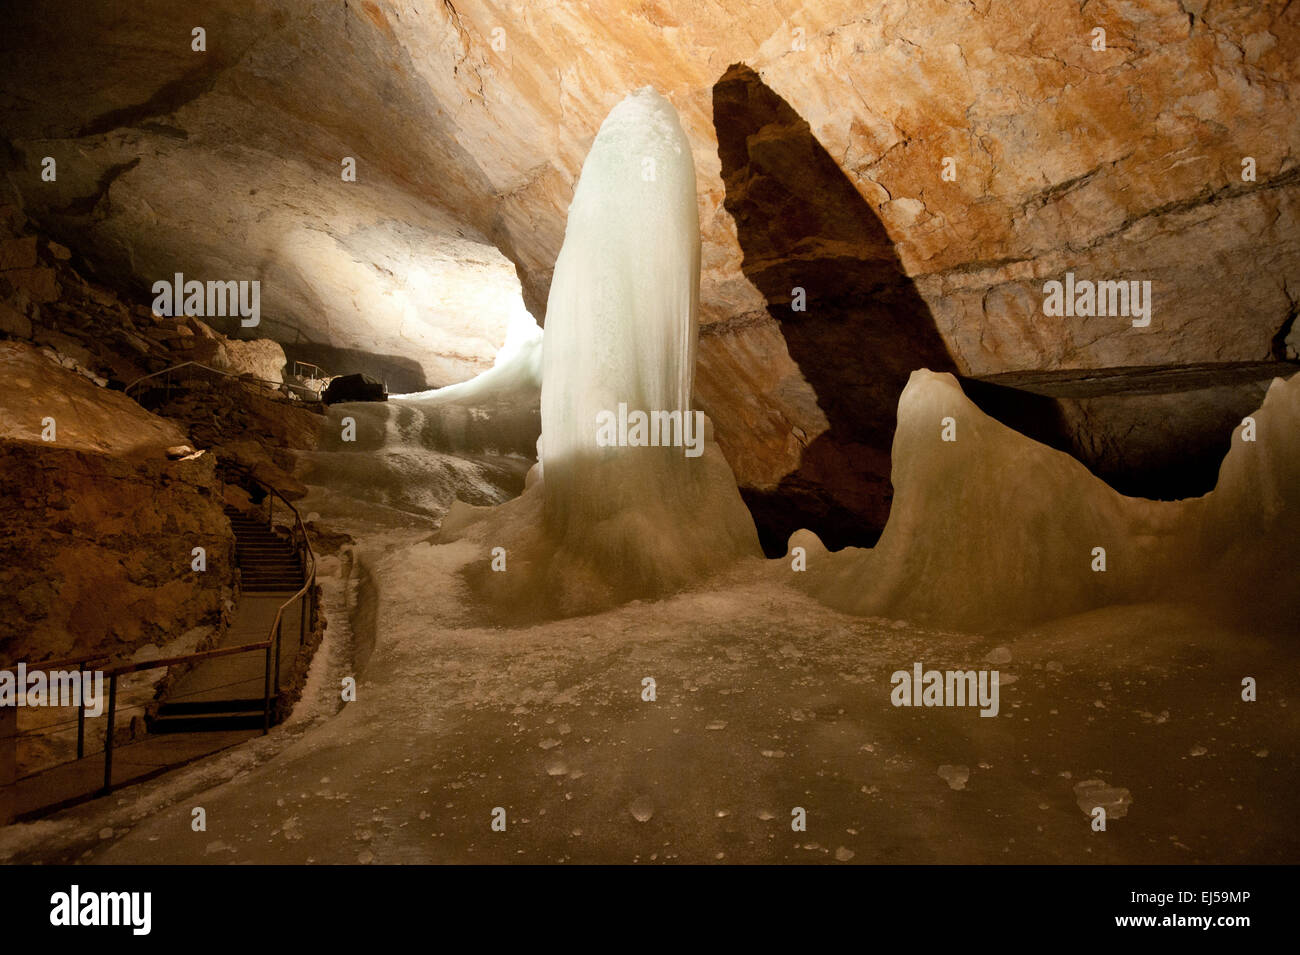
left=539, top=86, right=698, bottom=495
left=296, top=309, right=544, bottom=532
left=10, top=537, right=1298, bottom=865
left=398, top=304, right=542, bottom=410
left=793, top=369, right=1300, bottom=631
left=440, top=87, right=760, bottom=618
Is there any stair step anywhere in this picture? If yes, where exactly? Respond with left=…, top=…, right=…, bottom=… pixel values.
left=150, top=712, right=267, bottom=733
left=158, top=699, right=265, bottom=715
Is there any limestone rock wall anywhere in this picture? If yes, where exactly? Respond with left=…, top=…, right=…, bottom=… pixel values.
left=0, top=342, right=235, bottom=663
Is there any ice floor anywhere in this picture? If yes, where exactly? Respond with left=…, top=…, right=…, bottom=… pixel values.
left=2, top=515, right=1295, bottom=863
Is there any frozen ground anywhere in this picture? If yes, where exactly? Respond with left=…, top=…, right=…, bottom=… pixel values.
left=3, top=533, right=1295, bottom=863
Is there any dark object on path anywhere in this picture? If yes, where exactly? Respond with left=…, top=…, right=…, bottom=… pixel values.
left=323, top=373, right=388, bottom=404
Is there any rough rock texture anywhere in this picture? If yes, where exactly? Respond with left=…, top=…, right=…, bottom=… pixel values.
left=0, top=342, right=235, bottom=663
left=157, top=316, right=288, bottom=383
left=204, top=328, right=286, bottom=384
left=3, top=0, right=1297, bottom=542
left=709, top=63, right=960, bottom=549
left=0, top=203, right=293, bottom=393
left=0, top=205, right=323, bottom=507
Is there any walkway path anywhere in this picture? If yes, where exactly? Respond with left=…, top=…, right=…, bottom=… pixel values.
left=6, top=509, right=308, bottom=818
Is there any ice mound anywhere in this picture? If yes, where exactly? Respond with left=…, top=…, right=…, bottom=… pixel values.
left=792, top=369, right=1299, bottom=632
left=300, top=313, right=545, bottom=525
left=439, top=87, right=760, bottom=619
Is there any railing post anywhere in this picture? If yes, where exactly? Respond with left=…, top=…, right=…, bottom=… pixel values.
left=0, top=699, right=15, bottom=826
left=101, top=672, right=117, bottom=795
left=76, top=660, right=86, bottom=760
left=263, top=645, right=272, bottom=734
left=274, top=618, right=283, bottom=694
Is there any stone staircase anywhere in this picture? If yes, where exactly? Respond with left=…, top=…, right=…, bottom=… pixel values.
left=148, top=506, right=305, bottom=733
left=225, top=506, right=304, bottom=592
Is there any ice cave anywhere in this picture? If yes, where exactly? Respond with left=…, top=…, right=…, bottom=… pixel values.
left=0, top=0, right=1297, bottom=888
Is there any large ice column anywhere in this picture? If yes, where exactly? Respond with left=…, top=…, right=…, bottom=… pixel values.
left=443, top=87, right=759, bottom=614
left=540, top=88, right=700, bottom=525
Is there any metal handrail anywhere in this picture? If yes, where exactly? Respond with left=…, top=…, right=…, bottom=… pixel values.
left=212, top=463, right=318, bottom=721
left=291, top=360, right=327, bottom=381
left=89, top=458, right=320, bottom=798
left=124, top=360, right=324, bottom=405
left=0, top=654, right=109, bottom=761
left=0, top=653, right=108, bottom=673
left=4, top=390, right=322, bottom=812
left=124, top=360, right=286, bottom=396
left=95, top=640, right=276, bottom=794
left=5, top=473, right=317, bottom=803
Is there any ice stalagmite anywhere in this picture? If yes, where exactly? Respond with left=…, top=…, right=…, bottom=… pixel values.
left=540, top=88, right=699, bottom=526
left=790, top=369, right=1300, bottom=633
left=440, top=87, right=760, bottom=619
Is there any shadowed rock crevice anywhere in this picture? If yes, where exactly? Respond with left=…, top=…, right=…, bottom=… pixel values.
left=713, top=63, right=957, bottom=553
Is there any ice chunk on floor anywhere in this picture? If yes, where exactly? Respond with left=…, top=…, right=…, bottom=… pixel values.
left=938, top=764, right=970, bottom=790
left=1073, top=779, right=1132, bottom=819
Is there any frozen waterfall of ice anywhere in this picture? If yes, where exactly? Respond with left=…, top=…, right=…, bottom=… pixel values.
left=399, top=303, right=542, bottom=408
left=538, top=87, right=699, bottom=508
left=439, top=87, right=760, bottom=618
left=296, top=308, right=543, bottom=530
